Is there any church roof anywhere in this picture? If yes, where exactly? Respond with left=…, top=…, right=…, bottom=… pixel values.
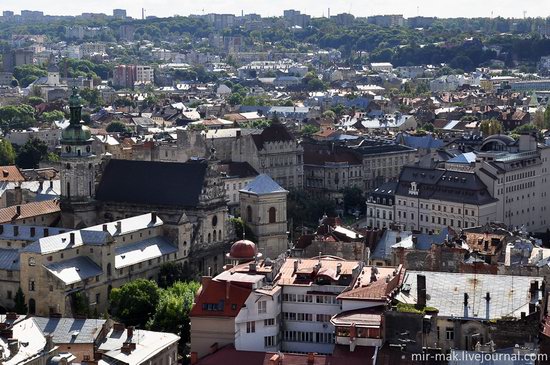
left=239, top=174, right=288, bottom=196
left=95, top=159, right=207, bottom=207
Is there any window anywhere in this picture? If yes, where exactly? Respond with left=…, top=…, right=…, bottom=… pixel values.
left=268, top=207, right=276, bottom=223
left=264, top=335, right=276, bottom=347
left=446, top=327, right=454, bottom=341
left=264, top=318, right=275, bottom=326
left=258, top=301, right=267, bottom=314
left=247, top=206, right=253, bottom=223
left=95, top=293, right=100, bottom=305
left=246, top=321, right=256, bottom=333
left=29, top=279, right=35, bottom=291
left=316, top=314, right=331, bottom=322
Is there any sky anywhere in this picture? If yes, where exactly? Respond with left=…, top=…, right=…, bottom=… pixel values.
left=0, top=0, right=549, bottom=19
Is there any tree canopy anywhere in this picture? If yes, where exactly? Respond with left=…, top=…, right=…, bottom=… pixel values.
left=109, top=279, right=160, bottom=327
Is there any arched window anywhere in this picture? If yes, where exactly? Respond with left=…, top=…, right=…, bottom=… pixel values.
left=66, top=182, right=71, bottom=198
left=269, top=207, right=276, bottom=223
left=107, top=263, right=112, bottom=276
left=213, top=230, right=217, bottom=242
left=247, top=206, right=252, bottom=223
left=207, top=233, right=211, bottom=243
left=218, top=229, right=222, bottom=240
left=212, top=215, right=218, bottom=226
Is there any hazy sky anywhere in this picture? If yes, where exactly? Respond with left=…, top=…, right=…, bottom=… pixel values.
left=1, top=0, right=549, bottom=19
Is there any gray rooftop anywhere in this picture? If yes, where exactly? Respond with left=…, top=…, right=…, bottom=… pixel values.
left=0, top=248, right=19, bottom=270
left=33, top=317, right=106, bottom=344
left=115, top=237, right=177, bottom=269
left=44, top=256, right=103, bottom=285
left=239, top=174, right=288, bottom=196
left=396, top=271, right=543, bottom=320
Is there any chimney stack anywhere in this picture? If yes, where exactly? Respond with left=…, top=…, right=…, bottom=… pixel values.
left=15, top=205, right=21, bottom=216
left=49, top=179, right=53, bottom=189
left=307, top=352, right=315, bottom=364
left=70, top=232, right=75, bottom=245
left=417, top=274, right=427, bottom=307
left=116, top=221, right=122, bottom=232
left=127, top=326, right=134, bottom=339
left=151, top=212, right=157, bottom=224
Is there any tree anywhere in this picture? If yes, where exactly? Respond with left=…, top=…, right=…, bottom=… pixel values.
left=79, top=88, right=104, bottom=107
left=302, top=124, right=320, bottom=135
left=106, top=121, right=129, bottom=133
left=16, top=137, right=48, bottom=169
left=0, top=139, right=16, bottom=165
left=342, top=187, right=365, bottom=215
left=423, top=122, right=435, bottom=132
left=0, top=104, right=37, bottom=131
left=147, top=281, right=200, bottom=345
left=13, top=65, right=47, bottom=88
left=532, top=110, right=545, bottom=130
left=322, top=110, right=336, bottom=120
left=479, top=119, right=503, bottom=136
left=13, top=288, right=27, bottom=314
left=158, top=262, right=193, bottom=288
left=230, top=217, right=257, bottom=242
left=41, top=110, right=65, bottom=123
left=544, top=107, right=550, bottom=129
left=109, top=279, right=160, bottom=327
left=27, top=96, right=45, bottom=107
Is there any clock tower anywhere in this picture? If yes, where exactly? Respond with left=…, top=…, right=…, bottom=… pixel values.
left=60, top=88, right=98, bottom=228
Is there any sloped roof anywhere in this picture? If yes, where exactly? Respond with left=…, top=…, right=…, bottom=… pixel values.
left=44, top=256, right=103, bottom=285
left=239, top=174, right=288, bottom=196
left=0, top=200, right=61, bottom=224
left=96, top=159, right=207, bottom=207
left=190, top=279, right=251, bottom=318
left=251, top=123, right=295, bottom=150
left=0, top=166, right=25, bottom=182
left=115, top=237, right=177, bottom=269
left=33, top=317, right=106, bottom=344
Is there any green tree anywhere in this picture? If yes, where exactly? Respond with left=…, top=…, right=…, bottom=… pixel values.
left=13, top=288, right=27, bottom=314
left=0, top=139, right=16, bottom=165
left=13, top=65, right=47, bottom=88
left=27, top=96, right=45, bottom=106
left=147, top=281, right=200, bottom=345
left=79, top=88, right=104, bottom=107
left=16, top=137, right=48, bottom=169
left=41, top=110, right=66, bottom=123
left=0, top=104, right=37, bottom=131
left=342, top=187, right=365, bottom=214
left=479, top=119, right=503, bottom=136
left=544, top=107, right=550, bottom=129
left=230, top=217, right=257, bottom=242
left=322, top=110, right=336, bottom=120
left=158, top=262, right=193, bottom=288
left=423, top=122, right=435, bottom=132
left=109, top=279, right=160, bottom=327
left=302, top=124, right=320, bottom=135
left=106, top=121, right=129, bottom=133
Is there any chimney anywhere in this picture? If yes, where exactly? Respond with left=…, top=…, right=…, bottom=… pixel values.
left=293, top=260, right=299, bottom=274
left=45, top=334, right=54, bottom=351
left=249, top=262, right=257, bottom=273
left=102, top=224, right=108, bottom=232
left=190, top=352, right=198, bottom=365
left=70, top=232, right=75, bottom=245
left=30, top=227, right=35, bottom=237
left=44, top=228, right=49, bottom=237
left=151, top=212, right=157, bottom=224
left=49, top=179, right=53, bottom=189
left=417, top=274, right=427, bottom=307
left=127, top=326, right=134, bottom=339
left=7, top=339, right=19, bottom=355
left=13, top=226, right=18, bottom=236
left=307, top=353, right=315, bottom=364
left=15, top=205, right=21, bottom=216
left=2, top=170, right=8, bottom=178
left=39, top=180, right=43, bottom=190
left=336, top=263, right=342, bottom=276
left=116, top=221, right=122, bottom=232
left=269, top=354, right=281, bottom=365
left=464, top=293, right=469, bottom=307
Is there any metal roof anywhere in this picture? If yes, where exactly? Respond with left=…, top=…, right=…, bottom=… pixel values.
left=396, top=271, right=543, bottom=320
left=44, top=256, right=103, bottom=285
left=240, top=174, right=288, bottom=196
left=33, top=317, right=106, bottom=344
left=115, top=237, right=177, bottom=269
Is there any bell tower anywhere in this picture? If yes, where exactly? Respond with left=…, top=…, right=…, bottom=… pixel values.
left=60, top=87, right=98, bottom=228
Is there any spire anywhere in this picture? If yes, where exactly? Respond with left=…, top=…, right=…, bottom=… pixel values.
left=69, top=87, right=83, bottom=125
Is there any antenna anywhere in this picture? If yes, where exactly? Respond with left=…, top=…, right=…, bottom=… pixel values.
left=141, top=8, right=145, bottom=20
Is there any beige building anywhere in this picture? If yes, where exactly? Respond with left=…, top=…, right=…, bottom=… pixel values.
left=232, top=122, right=303, bottom=189
left=19, top=213, right=180, bottom=316
left=240, top=174, right=288, bottom=259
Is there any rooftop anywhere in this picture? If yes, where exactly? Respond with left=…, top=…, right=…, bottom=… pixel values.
left=240, top=174, right=288, bottom=196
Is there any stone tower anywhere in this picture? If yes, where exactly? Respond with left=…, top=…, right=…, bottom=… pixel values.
left=239, top=174, right=288, bottom=259
left=60, top=88, right=98, bottom=228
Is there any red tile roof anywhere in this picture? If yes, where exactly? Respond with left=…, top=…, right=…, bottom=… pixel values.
left=337, top=265, right=404, bottom=301
left=190, top=278, right=252, bottom=318
left=0, top=166, right=25, bottom=182
left=0, top=200, right=60, bottom=224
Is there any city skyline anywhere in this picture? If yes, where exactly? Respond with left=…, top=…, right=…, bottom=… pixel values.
left=1, top=0, right=548, bottom=19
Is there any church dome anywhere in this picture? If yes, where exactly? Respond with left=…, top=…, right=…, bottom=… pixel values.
left=228, top=239, right=259, bottom=260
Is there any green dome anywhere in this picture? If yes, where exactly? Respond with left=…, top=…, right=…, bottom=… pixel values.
left=62, top=124, right=92, bottom=143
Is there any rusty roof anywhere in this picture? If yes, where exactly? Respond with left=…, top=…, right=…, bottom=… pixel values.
left=0, top=200, right=60, bottom=224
